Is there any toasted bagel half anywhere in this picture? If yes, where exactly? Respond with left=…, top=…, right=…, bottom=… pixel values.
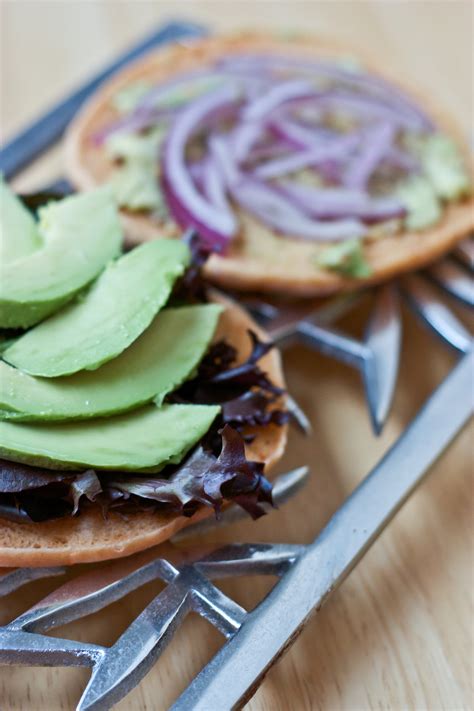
left=65, top=32, right=473, bottom=297
left=0, top=294, right=287, bottom=567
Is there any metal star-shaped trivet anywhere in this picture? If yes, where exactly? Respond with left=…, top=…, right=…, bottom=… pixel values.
left=1, top=18, right=472, bottom=711
left=1, top=240, right=472, bottom=710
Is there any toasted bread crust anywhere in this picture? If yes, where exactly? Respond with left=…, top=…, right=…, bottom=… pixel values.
left=0, top=295, right=287, bottom=567
left=65, top=32, right=474, bottom=296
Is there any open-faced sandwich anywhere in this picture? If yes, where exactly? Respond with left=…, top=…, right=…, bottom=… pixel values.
left=66, top=32, right=473, bottom=296
left=0, top=181, right=287, bottom=567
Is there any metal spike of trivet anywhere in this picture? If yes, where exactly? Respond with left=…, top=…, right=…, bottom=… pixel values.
left=1, top=249, right=472, bottom=711
left=428, top=254, right=474, bottom=305
left=238, top=284, right=401, bottom=434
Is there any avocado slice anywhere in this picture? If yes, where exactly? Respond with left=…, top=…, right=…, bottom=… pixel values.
left=3, top=239, right=190, bottom=377
left=421, top=134, right=471, bottom=201
left=0, top=178, right=42, bottom=262
left=397, top=176, right=441, bottom=230
left=0, top=188, right=123, bottom=328
left=0, top=403, right=220, bottom=471
left=109, top=161, right=166, bottom=213
left=0, top=304, right=222, bottom=421
left=315, top=239, right=372, bottom=278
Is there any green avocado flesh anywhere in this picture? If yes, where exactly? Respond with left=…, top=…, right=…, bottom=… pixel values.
left=0, top=188, right=123, bottom=328
left=315, top=238, right=372, bottom=278
left=398, top=176, right=441, bottom=230
left=421, top=134, right=471, bottom=201
left=109, top=161, right=166, bottom=213
left=3, top=239, right=190, bottom=377
left=0, top=403, right=220, bottom=472
left=0, top=304, right=222, bottom=421
left=0, top=178, right=42, bottom=262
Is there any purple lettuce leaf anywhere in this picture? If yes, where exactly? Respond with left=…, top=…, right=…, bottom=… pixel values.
left=171, top=329, right=288, bottom=433
left=107, top=424, right=272, bottom=519
left=70, top=470, right=102, bottom=515
left=0, top=426, right=273, bottom=523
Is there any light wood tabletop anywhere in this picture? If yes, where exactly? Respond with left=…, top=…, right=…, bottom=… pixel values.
left=0, top=2, right=473, bottom=710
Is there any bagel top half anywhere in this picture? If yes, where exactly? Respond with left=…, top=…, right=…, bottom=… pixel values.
left=65, top=32, right=473, bottom=297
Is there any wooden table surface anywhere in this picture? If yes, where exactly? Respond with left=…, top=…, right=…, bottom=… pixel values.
left=1, top=2, right=472, bottom=710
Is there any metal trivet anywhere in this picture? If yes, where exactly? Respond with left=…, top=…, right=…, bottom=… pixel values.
left=1, top=19, right=472, bottom=711
left=1, top=244, right=472, bottom=710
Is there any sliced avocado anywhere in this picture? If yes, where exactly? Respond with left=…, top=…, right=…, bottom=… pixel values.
left=105, top=128, right=167, bottom=213
left=0, top=189, right=123, bottom=328
left=421, top=134, right=471, bottom=201
left=109, top=162, right=166, bottom=213
left=112, top=81, right=153, bottom=113
left=105, top=127, right=165, bottom=163
left=0, top=178, right=42, bottom=262
left=0, top=336, right=17, bottom=356
left=0, top=304, right=222, bottom=421
left=4, top=239, right=190, bottom=377
left=315, top=239, right=372, bottom=278
left=397, top=176, right=441, bottom=230
left=0, top=403, right=219, bottom=472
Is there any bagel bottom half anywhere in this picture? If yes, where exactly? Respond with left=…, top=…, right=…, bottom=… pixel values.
left=0, top=295, right=287, bottom=567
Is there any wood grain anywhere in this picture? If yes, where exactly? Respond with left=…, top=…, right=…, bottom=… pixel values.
left=0, top=2, right=472, bottom=710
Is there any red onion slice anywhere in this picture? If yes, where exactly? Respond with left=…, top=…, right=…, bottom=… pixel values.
left=315, top=159, right=344, bottom=183
left=245, top=141, right=293, bottom=164
left=162, top=85, right=240, bottom=249
left=268, top=117, right=335, bottom=149
left=292, top=91, right=421, bottom=130
left=244, top=87, right=423, bottom=132
left=231, top=178, right=366, bottom=241
left=189, top=160, right=206, bottom=187
left=343, top=122, right=396, bottom=188
left=228, top=120, right=264, bottom=161
left=254, top=133, right=360, bottom=180
left=217, top=54, right=434, bottom=130
left=209, top=134, right=242, bottom=186
left=199, top=136, right=366, bottom=241
left=201, top=158, right=231, bottom=211
left=242, top=80, right=316, bottom=121
left=161, top=175, right=229, bottom=252
left=278, top=182, right=406, bottom=223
